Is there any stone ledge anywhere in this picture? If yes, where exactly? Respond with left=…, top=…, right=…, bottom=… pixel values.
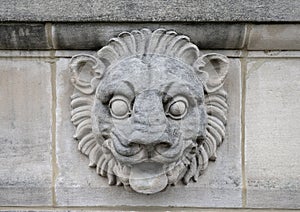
left=0, top=0, right=299, bottom=22
left=248, top=25, right=300, bottom=50
left=0, top=23, right=300, bottom=50
left=52, top=23, right=246, bottom=50
left=0, top=23, right=50, bottom=50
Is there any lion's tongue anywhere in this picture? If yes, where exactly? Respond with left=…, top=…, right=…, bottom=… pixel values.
left=129, top=162, right=168, bottom=194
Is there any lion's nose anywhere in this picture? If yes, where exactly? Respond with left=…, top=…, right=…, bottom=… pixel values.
left=132, top=90, right=166, bottom=129
left=129, top=90, right=169, bottom=148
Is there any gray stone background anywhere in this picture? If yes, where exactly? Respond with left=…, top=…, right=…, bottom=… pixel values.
left=0, top=0, right=300, bottom=211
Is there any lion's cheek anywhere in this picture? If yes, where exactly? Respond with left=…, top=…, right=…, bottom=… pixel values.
left=175, top=107, right=206, bottom=142
left=91, top=100, right=114, bottom=140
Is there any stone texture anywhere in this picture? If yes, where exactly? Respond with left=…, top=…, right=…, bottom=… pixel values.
left=2, top=23, right=300, bottom=51
left=245, top=59, right=300, bottom=208
left=53, top=23, right=245, bottom=50
left=0, top=0, right=299, bottom=22
left=55, top=56, right=241, bottom=206
left=0, top=210, right=294, bottom=212
left=248, top=24, right=300, bottom=50
left=0, top=59, right=52, bottom=205
left=0, top=50, right=52, bottom=58
left=248, top=51, right=300, bottom=58
left=0, top=210, right=293, bottom=212
left=0, top=23, right=50, bottom=50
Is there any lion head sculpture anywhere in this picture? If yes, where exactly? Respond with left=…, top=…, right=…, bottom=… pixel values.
left=69, top=29, right=229, bottom=194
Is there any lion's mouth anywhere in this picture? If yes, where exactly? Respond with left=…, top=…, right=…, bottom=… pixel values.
left=102, top=139, right=171, bottom=193
left=101, top=131, right=196, bottom=194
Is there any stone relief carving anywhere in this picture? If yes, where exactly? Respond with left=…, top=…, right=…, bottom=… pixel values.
left=69, top=29, right=229, bottom=194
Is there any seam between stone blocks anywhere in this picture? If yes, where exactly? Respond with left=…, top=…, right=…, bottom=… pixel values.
left=241, top=55, right=247, bottom=208
left=46, top=21, right=58, bottom=206
left=45, top=23, right=54, bottom=49
left=240, top=23, right=252, bottom=208
left=50, top=49, right=58, bottom=206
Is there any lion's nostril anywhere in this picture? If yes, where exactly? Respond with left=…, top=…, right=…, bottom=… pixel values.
left=128, top=139, right=141, bottom=146
left=155, top=142, right=172, bottom=153
left=128, top=142, right=140, bottom=149
left=159, top=142, right=171, bottom=148
left=102, top=134, right=110, bottom=140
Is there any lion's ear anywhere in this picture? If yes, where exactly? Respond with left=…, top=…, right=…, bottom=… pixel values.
left=69, top=54, right=105, bottom=94
left=194, top=53, right=229, bottom=93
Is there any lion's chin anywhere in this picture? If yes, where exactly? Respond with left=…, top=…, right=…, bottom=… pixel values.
left=129, top=162, right=168, bottom=194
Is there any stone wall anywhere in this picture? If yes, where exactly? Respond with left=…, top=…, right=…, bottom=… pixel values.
left=0, top=1, right=300, bottom=211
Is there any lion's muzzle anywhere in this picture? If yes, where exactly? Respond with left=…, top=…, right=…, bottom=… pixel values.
left=105, top=90, right=186, bottom=193
left=109, top=90, right=183, bottom=164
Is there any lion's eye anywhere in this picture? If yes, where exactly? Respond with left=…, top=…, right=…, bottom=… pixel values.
left=169, top=101, right=186, bottom=116
left=109, top=96, right=131, bottom=119
left=166, top=97, right=188, bottom=120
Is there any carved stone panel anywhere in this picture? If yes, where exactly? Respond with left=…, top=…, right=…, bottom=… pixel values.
left=68, top=29, right=229, bottom=194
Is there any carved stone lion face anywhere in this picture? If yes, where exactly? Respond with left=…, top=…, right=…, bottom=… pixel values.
left=69, top=29, right=229, bottom=194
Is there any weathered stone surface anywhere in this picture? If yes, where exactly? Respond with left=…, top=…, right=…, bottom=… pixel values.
left=0, top=209, right=292, bottom=212
left=0, top=59, right=52, bottom=205
left=53, top=23, right=245, bottom=50
left=0, top=23, right=50, bottom=50
left=0, top=0, right=299, bottom=22
left=2, top=23, right=300, bottom=51
left=248, top=24, right=300, bottom=50
left=0, top=50, right=52, bottom=58
left=248, top=51, right=300, bottom=58
left=245, top=59, right=300, bottom=208
left=55, top=56, right=241, bottom=206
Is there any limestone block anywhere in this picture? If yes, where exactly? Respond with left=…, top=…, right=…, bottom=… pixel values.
left=0, top=0, right=299, bottom=22
left=248, top=24, right=300, bottom=50
left=52, top=23, right=245, bottom=50
left=245, top=59, right=300, bottom=208
left=0, top=59, right=53, bottom=205
left=55, top=57, right=241, bottom=206
left=0, top=23, right=50, bottom=49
